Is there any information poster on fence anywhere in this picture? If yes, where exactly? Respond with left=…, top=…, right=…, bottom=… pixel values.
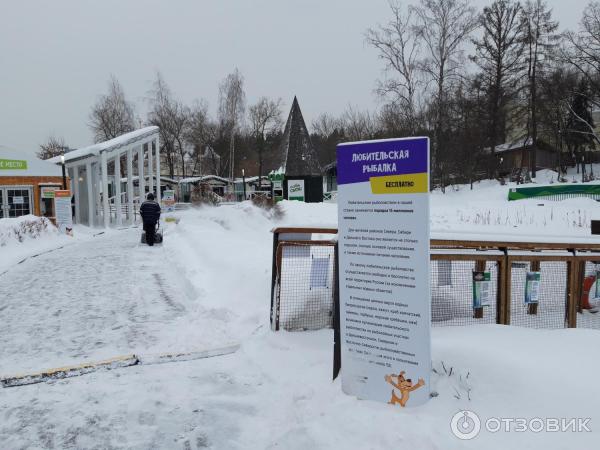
left=336, top=137, right=430, bottom=407
left=473, top=271, right=491, bottom=308
left=524, top=271, right=541, bottom=304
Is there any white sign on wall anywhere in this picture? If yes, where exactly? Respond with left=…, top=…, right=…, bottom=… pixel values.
left=287, top=179, right=305, bottom=201
left=336, top=137, right=431, bottom=407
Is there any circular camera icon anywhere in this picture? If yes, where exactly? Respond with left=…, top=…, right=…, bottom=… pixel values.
left=450, top=410, right=481, bottom=440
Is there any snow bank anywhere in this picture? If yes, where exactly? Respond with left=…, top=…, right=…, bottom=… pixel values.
left=0, top=216, right=95, bottom=274
left=0, top=216, right=64, bottom=274
left=0, top=215, right=58, bottom=246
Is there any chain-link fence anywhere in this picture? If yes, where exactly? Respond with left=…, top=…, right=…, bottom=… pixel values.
left=272, top=241, right=336, bottom=331
left=508, top=260, right=569, bottom=329
left=576, top=259, right=600, bottom=329
left=271, top=228, right=600, bottom=332
left=431, top=259, right=500, bottom=326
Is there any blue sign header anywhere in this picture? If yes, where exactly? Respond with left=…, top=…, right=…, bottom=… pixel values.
left=336, top=137, right=429, bottom=185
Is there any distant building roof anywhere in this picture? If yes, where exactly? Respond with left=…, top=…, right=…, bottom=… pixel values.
left=0, top=149, right=62, bottom=177
left=179, top=175, right=231, bottom=185
left=484, top=137, right=533, bottom=154
left=49, top=126, right=159, bottom=164
left=233, top=175, right=271, bottom=185
left=323, top=161, right=337, bottom=172
left=278, top=97, right=322, bottom=176
left=119, top=175, right=178, bottom=184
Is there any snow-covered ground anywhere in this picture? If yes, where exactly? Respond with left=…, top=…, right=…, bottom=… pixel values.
left=0, top=215, right=97, bottom=275
left=1, top=175, right=600, bottom=449
left=431, top=169, right=600, bottom=242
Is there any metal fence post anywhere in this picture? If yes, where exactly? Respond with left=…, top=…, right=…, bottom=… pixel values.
left=270, top=230, right=279, bottom=330
left=528, top=261, right=541, bottom=315
left=333, top=242, right=341, bottom=380
left=505, top=256, right=512, bottom=325
left=567, top=258, right=584, bottom=328
left=498, top=255, right=507, bottom=324
left=474, top=260, right=486, bottom=319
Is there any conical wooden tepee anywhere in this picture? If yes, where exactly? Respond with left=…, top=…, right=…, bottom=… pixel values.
left=278, top=96, right=322, bottom=176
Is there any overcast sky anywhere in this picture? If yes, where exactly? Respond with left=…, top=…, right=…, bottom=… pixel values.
left=0, top=0, right=585, bottom=156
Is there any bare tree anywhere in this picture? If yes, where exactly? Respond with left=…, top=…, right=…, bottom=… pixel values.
left=537, top=67, right=578, bottom=174
left=186, top=100, right=216, bottom=175
left=311, top=113, right=344, bottom=138
left=366, top=1, right=422, bottom=130
left=472, top=0, right=526, bottom=174
left=342, top=106, right=379, bottom=141
left=522, top=0, right=559, bottom=178
left=89, top=75, right=135, bottom=143
left=248, top=97, right=283, bottom=186
left=310, top=113, right=347, bottom=166
left=37, top=136, right=69, bottom=160
left=412, top=0, right=479, bottom=186
left=564, top=78, right=597, bottom=179
left=148, top=73, right=190, bottom=178
left=563, top=2, right=600, bottom=95
left=218, top=69, right=246, bottom=180
left=448, top=77, right=488, bottom=188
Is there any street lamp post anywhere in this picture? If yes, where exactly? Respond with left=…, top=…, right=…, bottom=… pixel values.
left=242, top=168, right=246, bottom=201
left=61, top=155, right=67, bottom=190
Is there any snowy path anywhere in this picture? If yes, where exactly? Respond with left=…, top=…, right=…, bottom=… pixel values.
left=0, top=228, right=220, bottom=374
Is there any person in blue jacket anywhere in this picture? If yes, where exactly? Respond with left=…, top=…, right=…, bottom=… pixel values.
left=139, top=192, right=161, bottom=246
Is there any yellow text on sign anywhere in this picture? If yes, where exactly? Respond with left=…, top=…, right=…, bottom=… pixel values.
left=370, top=173, right=428, bottom=194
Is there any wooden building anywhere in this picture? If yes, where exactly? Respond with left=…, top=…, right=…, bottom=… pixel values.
left=491, top=138, right=558, bottom=176
left=0, top=150, right=66, bottom=220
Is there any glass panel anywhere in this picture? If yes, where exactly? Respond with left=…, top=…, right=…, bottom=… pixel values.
left=7, top=189, right=31, bottom=218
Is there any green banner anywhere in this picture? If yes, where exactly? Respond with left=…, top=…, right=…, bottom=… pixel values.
left=0, top=159, right=27, bottom=170
left=508, top=184, right=600, bottom=201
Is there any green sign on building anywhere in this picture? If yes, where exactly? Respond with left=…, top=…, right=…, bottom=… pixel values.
left=0, top=159, right=28, bottom=170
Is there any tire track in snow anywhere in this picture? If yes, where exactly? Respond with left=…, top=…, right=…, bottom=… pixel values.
left=153, top=273, right=186, bottom=313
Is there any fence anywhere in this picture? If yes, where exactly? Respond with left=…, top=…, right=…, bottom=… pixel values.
left=508, top=184, right=600, bottom=201
left=271, top=227, right=600, bottom=331
left=430, top=249, right=504, bottom=327
left=271, top=227, right=337, bottom=331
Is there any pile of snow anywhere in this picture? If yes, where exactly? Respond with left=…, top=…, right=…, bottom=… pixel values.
left=162, top=200, right=336, bottom=339
left=0, top=216, right=94, bottom=274
left=0, top=215, right=64, bottom=274
left=0, top=215, right=58, bottom=246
